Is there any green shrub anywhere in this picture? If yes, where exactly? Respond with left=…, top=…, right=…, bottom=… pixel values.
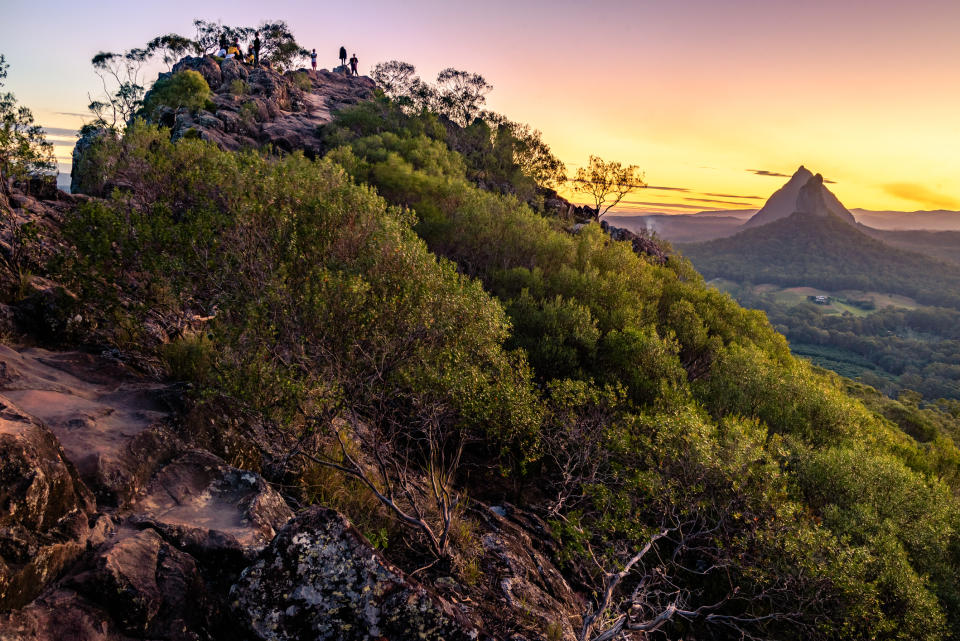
left=229, top=79, right=249, bottom=95
left=142, top=69, right=210, bottom=118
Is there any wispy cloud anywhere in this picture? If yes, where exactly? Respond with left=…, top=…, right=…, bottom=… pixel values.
left=702, top=192, right=763, bottom=200
left=682, top=196, right=759, bottom=207
left=55, top=112, right=88, bottom=119
left=883, top=183, right=960, bottom=209
left=748, top=168, right=835, bottom=184
left=618, top=199, right=727, bottom=211
left=646, top=185, right=690, bottom=192
left=748, top=169, right=791, bottom=178
left=43, top=126, right=79, bottom=137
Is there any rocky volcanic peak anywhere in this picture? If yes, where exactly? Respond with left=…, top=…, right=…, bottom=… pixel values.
left=744, top=166, right=856, bottom=228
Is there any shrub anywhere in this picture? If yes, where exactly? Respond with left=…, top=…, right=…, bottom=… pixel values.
left=141, top=69, right=210, bottom=118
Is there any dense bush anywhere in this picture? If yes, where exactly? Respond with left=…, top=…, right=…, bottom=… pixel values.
left=141, top=70, right=210, bottom=118
left=62, top=98, right=960, bottom=639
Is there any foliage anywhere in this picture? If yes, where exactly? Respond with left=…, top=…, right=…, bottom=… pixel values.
left=88, top=48, right=151, bottom=129
left=0, top=55, right=56, bottom=187
left=256, top=21, right=308, bottom=72
left=572, top=155, right=645, bottom=220
left=59, top=70, right=960, bottom=639
left=681, top=211, right=960, bottom=310
left=146, top=34, right=195, bottom=70
left=320, top=99, right=960, bottom=638
left=141, top=70, right=210, bottom=119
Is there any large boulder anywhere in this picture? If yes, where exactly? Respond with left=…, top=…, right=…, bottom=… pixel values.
left=172, top=56, right=223, bottom=90
left=128, top=450, right=293, bottom=581
left=0, top=397, right=107, bottom=609
left=65, top=528, right=212, bottom=640
left=0, top=346, right=181, bottom=507
left=231, top=506, right=488, bottom=641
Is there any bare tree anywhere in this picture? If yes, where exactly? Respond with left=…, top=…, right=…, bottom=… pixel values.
left=88, top=48, right=150, bottom=129
left=572, top=155, right=645, bottom=220
left=575, top=509, right=812, bottom=641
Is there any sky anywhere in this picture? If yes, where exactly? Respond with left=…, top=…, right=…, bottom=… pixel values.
left=2, top=0, right=959, bottom=213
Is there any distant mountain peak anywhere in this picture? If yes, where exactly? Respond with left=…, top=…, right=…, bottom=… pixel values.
left=744, top=166, right=855, bottom=228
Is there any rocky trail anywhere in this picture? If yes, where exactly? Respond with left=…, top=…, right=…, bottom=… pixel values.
left=0, top=342, right=581, bottom=640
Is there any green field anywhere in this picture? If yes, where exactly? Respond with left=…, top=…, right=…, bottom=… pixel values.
left=707, top=279, right=924, bottom=316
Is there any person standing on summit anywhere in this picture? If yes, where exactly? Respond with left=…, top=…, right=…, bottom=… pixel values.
left=339, top=46, right=347, bottom=68
left=311, top=48, right=318, bottom=72
left=253, top=31, right=261, bottom=68
left=349, top=53, right=359, bottom=76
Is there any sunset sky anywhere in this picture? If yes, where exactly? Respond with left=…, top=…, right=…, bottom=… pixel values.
left=2, top=0, right=959, bottom=213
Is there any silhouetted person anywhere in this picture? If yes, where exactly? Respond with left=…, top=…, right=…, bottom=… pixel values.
left=253, top=31, right=261, bottom=67
left=339, top=46, right=347, bottom=67
left=311, top=48, right=317, bottom=72
left=219, top=33, right=228, bottom=50
left=349, top=53, right=358, bottom=76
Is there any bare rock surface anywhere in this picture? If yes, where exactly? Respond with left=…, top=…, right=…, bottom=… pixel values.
left=128, top=449, right=293, bottom=575
left=231, top=506, right=488, bottom=641
left=0, top=397, right=106, bottom=609
left=164, top=56, right=374, bottom=157
left=0, top=345, right=178, bottom=506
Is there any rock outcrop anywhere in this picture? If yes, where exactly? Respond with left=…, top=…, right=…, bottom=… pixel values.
left=162, top=56, right=373, bottom=157
left=743, top=165, right=856, bottom=228
left=231, top=506, right=488, bottom=641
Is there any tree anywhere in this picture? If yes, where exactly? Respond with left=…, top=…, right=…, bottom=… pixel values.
left=370, top=60, right=418, bottom=102
left=146, top=34, right=196, bottom=71
left=0, top=55, right=56, bottom=191
left=572, top=155, right=645, bottom=220
left=88, top=48, right=150, bottom=129
left=435, top=68, right=492, bottom=126
left=256, top=21, right=308, bottom=72
left=191, top=20, right=253, bottom=56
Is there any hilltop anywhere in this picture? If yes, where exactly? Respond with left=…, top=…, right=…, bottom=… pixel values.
left=1, top=44, right=960, bottom=641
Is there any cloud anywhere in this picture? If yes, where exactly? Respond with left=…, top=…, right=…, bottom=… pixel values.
left=646, top=185, right=690, bottom=192
left=682, top=196, right=761, bottom=207
left=43, top=127, right=79, bottom=137
left=748, top=168, right=835, bottom=184
left=702, top=192, right=763, bottom=200
left=617, top=199, right=732, bottom=211
left=883, top=183, right=960, bottom=209
left=55, top=112, right=89, bottom=118
left=748, top=169, right=791, bottom=178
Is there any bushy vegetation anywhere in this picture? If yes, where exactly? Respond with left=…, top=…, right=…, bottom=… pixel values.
left=735, top=287, right=960, bottom=401
left=61, top=91, right=960, bottom=639
left=141, top=70, right=210, bottom=119
left=0, top=54, right=55, bottom=188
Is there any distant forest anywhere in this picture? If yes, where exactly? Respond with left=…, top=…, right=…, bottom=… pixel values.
left=681, top=212, right=960, bottom=310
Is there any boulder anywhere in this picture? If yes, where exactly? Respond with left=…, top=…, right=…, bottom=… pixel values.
left=128, top=450, right=293, bottom=581
left=219, top=58, right=249, bottom=89
left=0, top=588, right=135, bottom=641
left=66, top=528, right=211, bottom=640
left=231, top=506, right=488, bottom=641
left=0, top=397, right=104, bottom=609
left=172, top=56, right=223, bottom=90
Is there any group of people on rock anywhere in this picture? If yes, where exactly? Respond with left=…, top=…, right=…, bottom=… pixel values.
left=309, top=46, right=358, bottom=76
left=214, top=31, right=360, bottom=77
left=215, top=32, right=262, bottom=67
